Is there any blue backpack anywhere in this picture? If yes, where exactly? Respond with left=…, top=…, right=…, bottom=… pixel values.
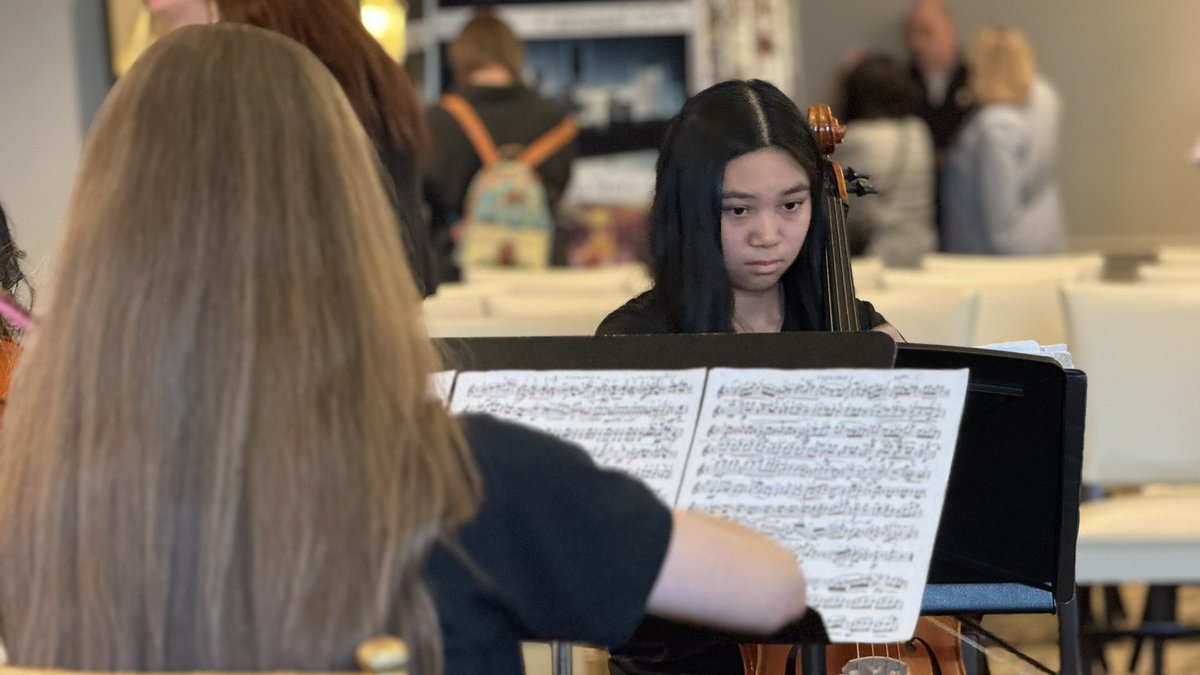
left=440, top=94, right=578, bottom=269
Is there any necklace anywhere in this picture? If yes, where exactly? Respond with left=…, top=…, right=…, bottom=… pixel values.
left=732, top=285, right=785, bottom=333
left=732, top=313, right=784, bottom=333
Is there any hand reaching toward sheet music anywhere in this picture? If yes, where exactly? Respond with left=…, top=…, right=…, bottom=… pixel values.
left=645, top=509, right=809, bottom=635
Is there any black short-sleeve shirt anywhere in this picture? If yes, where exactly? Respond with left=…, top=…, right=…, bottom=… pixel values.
left=425, top=414, right=673, bottom=675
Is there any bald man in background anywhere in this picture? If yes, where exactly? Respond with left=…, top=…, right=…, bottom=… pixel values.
left=905, top=0, right=974, bottom=240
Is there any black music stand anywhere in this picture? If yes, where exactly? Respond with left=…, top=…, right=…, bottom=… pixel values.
left=435, top=331, right=897, bottom=372
left=433, top=335, right=1084, bottom=675
left=896, top=344, right=1085, bottom=675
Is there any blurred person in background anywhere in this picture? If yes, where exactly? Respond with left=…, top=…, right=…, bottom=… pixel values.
left=941, top=26, right=1065, bottom=255
left=218, top=0, right=439, bottom=296
left=905, top=0, right=973, bottom=241
left=424, top=10, right=578, bottom=282
left=905, top=0, right=973, bottom=162
left=838, top=53, right=937, bottom=267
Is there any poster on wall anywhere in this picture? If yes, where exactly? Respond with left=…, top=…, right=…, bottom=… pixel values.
left=104, top=0, right=407, bottom=80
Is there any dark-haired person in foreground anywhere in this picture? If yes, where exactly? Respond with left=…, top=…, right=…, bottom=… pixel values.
left=599, top=79, right=901, bottom=674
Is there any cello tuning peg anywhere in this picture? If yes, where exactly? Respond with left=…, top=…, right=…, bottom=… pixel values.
left=843, top=167, right=878, bottom=197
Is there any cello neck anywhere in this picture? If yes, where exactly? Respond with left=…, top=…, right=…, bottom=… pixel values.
left=807, top=104, right=860, bottom=332
left=823, top=166, right=860, bottom=332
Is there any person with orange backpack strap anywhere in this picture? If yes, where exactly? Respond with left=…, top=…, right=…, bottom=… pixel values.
left=424, top=10, right=579, bottom=282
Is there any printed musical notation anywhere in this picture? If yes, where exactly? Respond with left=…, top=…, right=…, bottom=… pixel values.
left=444, top=366, right=967, bottom=644
left=449, top=369, right=708, bottom=504
left=676, top=369, right=968, bottom=643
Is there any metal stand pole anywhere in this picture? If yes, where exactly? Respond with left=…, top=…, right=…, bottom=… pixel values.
left=551, top=641, right=573, bottom=675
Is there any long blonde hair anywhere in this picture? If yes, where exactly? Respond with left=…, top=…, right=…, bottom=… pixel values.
left=967, top=26, right=1037, bottom=106
left=0, top=23, right=477, bottom=672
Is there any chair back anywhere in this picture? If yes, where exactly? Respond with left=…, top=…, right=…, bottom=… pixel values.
left=858, top=287, right=977, bottom=346
left=883, top=268, right=1071, bottom=346
left=462, top=264, right=650, bottom=296
left=1136, top=263, right=1200, bottom=284
left=422, top=292, right=488, bottom=321
left=1156, top=245, right=1200, bottom=265
left=849, top=256, right=884, bottom=291
left=1061, top=282, right=1200, bottom=485
left=427, top=315, right=603, bottom=337
left=921, top=252, right=1105, bottom=280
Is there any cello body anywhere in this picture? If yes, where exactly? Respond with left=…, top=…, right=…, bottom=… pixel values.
left=738, top=617, right=965, bottom=675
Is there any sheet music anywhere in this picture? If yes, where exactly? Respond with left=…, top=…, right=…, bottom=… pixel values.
left=677, top=368, right=968, bottom=643
left=449, top=369, right=708, bottom=504
left=431, top=371, right=456, bottom=404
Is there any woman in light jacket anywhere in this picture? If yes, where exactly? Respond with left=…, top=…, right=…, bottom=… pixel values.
left=838, top=53, right=938, bottom=267
left=941, top=26, right=1065, bottom=255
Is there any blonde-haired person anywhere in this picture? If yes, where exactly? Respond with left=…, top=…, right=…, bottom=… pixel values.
left=0, top=24, right=807, bottom=675
left=941, top=25, right=1065, bottom=254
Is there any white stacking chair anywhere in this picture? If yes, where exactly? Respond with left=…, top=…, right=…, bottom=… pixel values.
left=426, top=315, right=605, bottom=338
left=1061, top=282, right=1200, bottom=672
left=462, top=264, right=650, bottom=296
left=857, top=287, right=977, bottom=346
left=921, top=252, right=1105, bottom=280
left=430, top=293, right=627, bottom=338
left=422, top=289, right=488, bottom=322
left=1137, top=263, right=1200, bottom=285
left=1156, top=245, right=1200, bottom=266
left=486, top=293, right=627, bottom=321
left=1062, top=283, right=1200, bottom=488
left=882, top=267, right=1074, bottom=346
left=849, top=256, right=885, bottom=291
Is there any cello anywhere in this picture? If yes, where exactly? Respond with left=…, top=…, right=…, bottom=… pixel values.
left=810, top=101, right=966, bottom=675
left=737, top=106, right=967, bottom=675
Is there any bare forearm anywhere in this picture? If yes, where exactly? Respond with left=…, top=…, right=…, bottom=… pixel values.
left=645, top=510, right=808, bottom=634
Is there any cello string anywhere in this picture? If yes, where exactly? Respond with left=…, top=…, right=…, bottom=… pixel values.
left=825, top=180, right=852, bottom=331
left=824, top=172, right=858, bottom=332
left=836, top=208, right=856, bottom=329
left=954, top=615, right=1057, bottom=675
left=921, top=615, right=1056, bottom=675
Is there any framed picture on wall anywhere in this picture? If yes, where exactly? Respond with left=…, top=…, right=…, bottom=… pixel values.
left=103, top=0, right=409, bottom=80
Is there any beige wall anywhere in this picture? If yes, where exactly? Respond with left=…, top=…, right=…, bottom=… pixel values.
left=795, top=0, right=1200, bottom=252
left=0, top=0, right=108, bottom=290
